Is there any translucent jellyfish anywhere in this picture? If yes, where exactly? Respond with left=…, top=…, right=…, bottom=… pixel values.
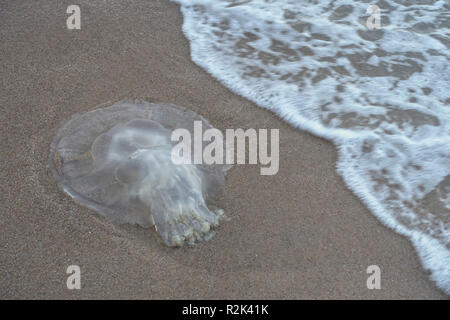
left=49, top=100, right=230, bottom=246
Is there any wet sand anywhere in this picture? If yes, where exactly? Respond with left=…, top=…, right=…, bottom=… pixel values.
left=0, top=0, right=447, bottom=299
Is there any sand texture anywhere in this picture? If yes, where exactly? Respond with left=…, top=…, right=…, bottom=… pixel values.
left=0, top=0, right=447, bottom=299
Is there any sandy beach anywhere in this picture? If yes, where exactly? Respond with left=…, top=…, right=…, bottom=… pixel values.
left=0, top=0, right=447, bottom=299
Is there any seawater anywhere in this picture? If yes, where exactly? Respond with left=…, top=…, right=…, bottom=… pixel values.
left=171, top=0, right=450, bottom=294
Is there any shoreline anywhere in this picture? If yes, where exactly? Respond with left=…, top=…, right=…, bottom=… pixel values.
left=0, top=0, right=447, bottom=299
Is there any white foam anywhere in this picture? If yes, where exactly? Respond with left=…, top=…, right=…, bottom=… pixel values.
left=172, top=0, right=450, bottom=293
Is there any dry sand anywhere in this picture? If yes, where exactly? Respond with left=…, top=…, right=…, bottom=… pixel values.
left=0, top=0, right=447, bottom=299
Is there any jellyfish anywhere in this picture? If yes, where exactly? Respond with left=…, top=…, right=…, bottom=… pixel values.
left=49, top=100, right=230, bottom=246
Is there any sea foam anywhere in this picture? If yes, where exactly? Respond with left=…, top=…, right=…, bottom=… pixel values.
left=172, top=0, right=450, bottom=293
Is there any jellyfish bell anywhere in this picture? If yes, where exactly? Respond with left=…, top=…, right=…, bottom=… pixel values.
left=49, top=100, right=230, bottom=246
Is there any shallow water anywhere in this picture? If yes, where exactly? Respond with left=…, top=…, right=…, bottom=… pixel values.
left=172, top=0, right=450, bottom=293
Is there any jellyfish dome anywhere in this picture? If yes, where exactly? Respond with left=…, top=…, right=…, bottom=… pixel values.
left=49, top=100, right=230, bottom=246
